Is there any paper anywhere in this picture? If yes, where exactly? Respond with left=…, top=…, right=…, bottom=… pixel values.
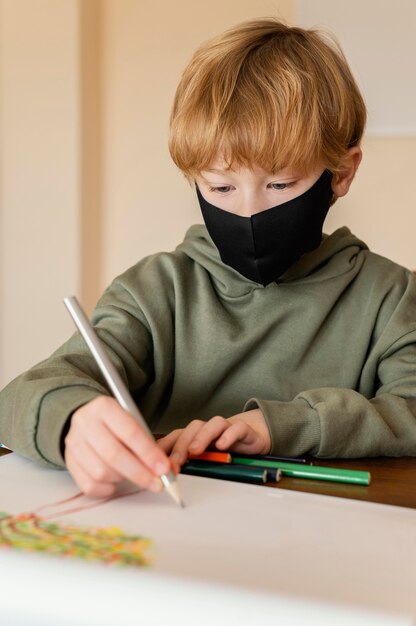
left=1, top=453, right=416, bottom=622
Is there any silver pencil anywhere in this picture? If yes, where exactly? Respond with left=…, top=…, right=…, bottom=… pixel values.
left=64, top=295, right=184, bottom=508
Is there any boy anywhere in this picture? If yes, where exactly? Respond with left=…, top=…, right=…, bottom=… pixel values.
left=1, top=18, right=416, bottom=498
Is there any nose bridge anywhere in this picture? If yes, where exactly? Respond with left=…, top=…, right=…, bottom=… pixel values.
left=236, top=186, right=266, bottom=217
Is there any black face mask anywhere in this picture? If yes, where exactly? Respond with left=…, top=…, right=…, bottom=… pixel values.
left=196, top=170, right=333, bottom=286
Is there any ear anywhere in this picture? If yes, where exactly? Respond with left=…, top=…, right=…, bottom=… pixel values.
left=332, top=147, right=362, bottom=199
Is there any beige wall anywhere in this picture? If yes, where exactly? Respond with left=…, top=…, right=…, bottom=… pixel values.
left=325, top=137, right=416, bottom=270
left=0, top=0, right=414, bottom=389
left=0, top=0, right=81, bottom=387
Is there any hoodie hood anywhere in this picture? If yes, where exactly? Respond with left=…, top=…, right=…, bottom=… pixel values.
left=176, top=223, right=369, bottom=298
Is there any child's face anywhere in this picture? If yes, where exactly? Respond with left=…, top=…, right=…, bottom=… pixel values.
left=195, top=158, right=325, bottom=217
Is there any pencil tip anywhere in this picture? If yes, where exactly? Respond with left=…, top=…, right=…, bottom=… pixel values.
left=161, top=471, right=185, bottom=508
left=171, top=491, right=186, bottom=508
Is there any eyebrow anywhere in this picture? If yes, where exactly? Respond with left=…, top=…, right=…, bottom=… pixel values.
left=199, top=170, right=232, bottom=182
left=206, top=165, right=291, bottom=176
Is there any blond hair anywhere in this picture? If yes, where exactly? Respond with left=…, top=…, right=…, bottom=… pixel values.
left=169, top=18, right=366, bottom=179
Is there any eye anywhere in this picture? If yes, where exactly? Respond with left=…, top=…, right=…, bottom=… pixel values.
left=268, top=182, right=293, bottom=191
left=209, top=186, right=233, bottom=194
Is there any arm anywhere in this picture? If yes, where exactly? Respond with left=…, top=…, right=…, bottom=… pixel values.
left=246, top=346, right=416, bottom=458
left=160, top=270, right=416, bottom=461
left=0, top=281, right=155, bottom=468
left=159, top=336, right=416, bottom=461
left=246, top=298, right=416, bottom=458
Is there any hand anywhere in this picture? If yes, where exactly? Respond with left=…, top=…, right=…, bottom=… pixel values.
left=158, top=409, right=271, bottom=466
left=64, top=396, right=176, bottom=498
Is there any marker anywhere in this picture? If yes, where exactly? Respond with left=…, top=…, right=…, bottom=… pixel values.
left=232, top=457, right=371, bottom=486
left=181, top=461, right=281, bottom=485
left=189, top=451, right=231, bottom=463
left=64, top=296, right=185, bottom=508
left=236, top=453, right=308, bottom=464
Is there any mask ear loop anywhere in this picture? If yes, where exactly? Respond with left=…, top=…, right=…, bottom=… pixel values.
left=324, top=169, right=336, bottom=206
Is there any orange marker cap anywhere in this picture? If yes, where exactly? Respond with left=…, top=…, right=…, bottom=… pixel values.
left=188, top=451, right=232, bottom=463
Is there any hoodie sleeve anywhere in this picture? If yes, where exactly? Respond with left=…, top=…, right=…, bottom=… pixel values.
left=245, top=381, right=416, bottom=459
left=244, top=277, right=416, bottom=458
left=0, top=282, right=154, bottom=468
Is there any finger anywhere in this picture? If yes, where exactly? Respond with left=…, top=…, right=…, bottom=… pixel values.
left=65, top=449, right=116, bottom=498
left=170, top=459, right=181, bottom=475
left=157, top=429, right=183, bottom=455
left=217, top=422, right=265, bottom=455
left=67, top=437, right=123, bottom=484
left=81, top=418, right=164, bottom=493
left=187, top=415, right=230, bottom=456
left=73, top=397, right=173, bottom=480
left=99, top=400, right=172, bottom=478
left=215, top=421, right=256, bottom=449
left=170, top=420, right=206, bottom=465
left=157, top=434, right=188, bottom=472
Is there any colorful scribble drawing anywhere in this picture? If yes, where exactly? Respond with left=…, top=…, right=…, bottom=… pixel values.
left=0, top=490, right=153, bottom=566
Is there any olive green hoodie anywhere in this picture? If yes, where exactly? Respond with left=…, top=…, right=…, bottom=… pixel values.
left=1, top=224, right=416, bottom=467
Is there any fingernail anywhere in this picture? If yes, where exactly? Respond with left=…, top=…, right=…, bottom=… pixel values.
left=170, top=452, right=181, bottom=464
left=189, top=440, right=200, bottom=451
